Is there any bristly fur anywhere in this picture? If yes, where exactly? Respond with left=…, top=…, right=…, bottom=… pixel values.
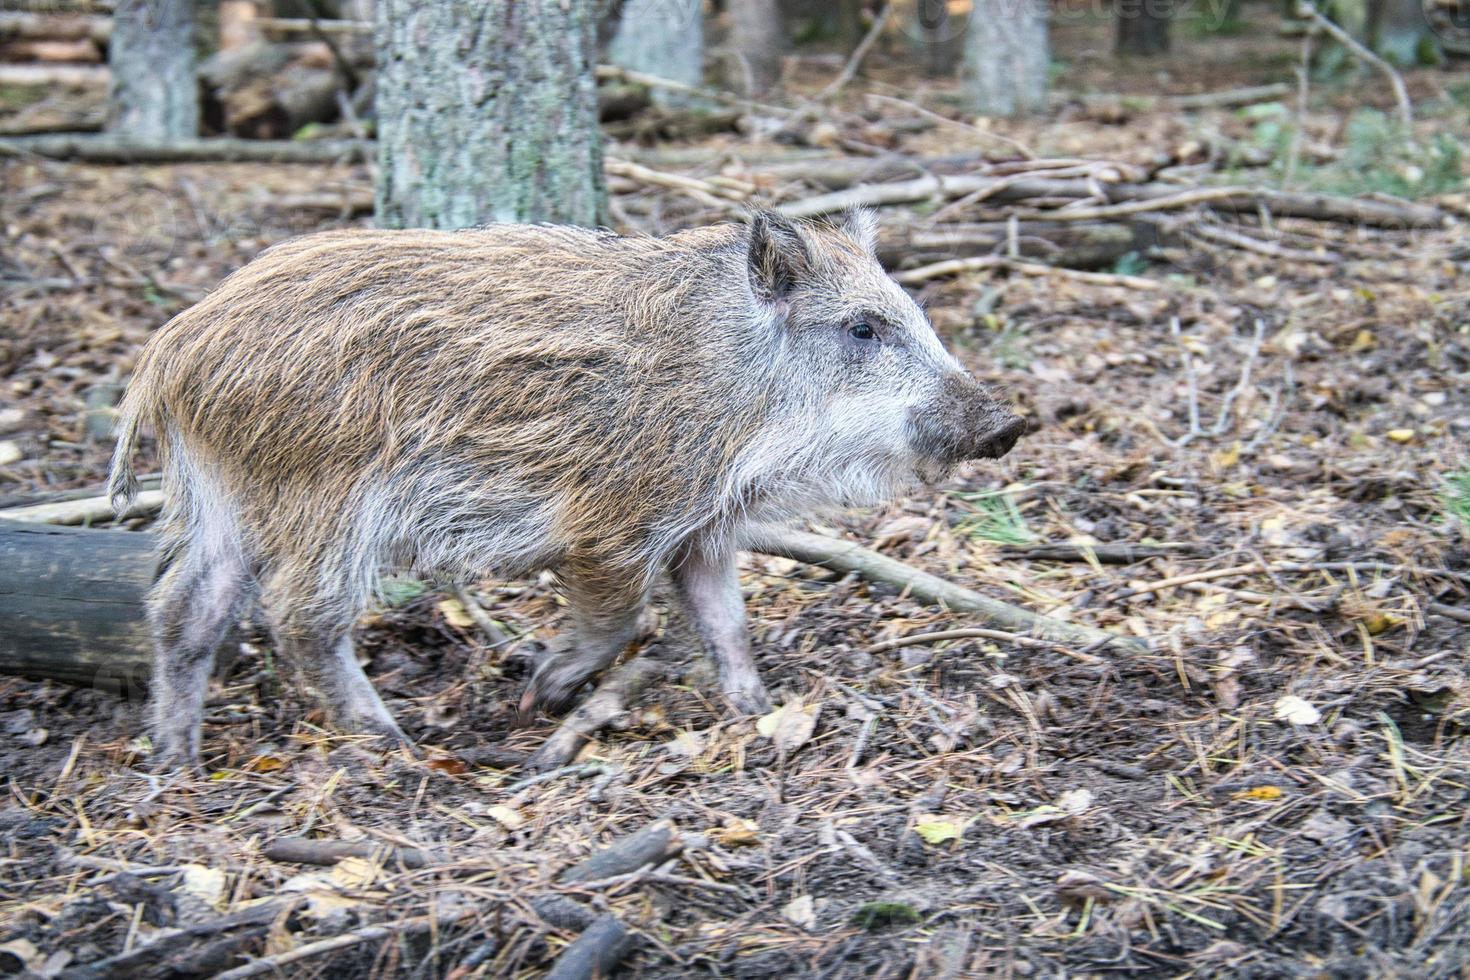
left=113, top=211, right=1023, bottom=763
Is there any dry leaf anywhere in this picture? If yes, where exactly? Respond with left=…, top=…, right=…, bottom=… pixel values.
left=1274, top=695, right=1321, bottom=725
left=756, top=699, right=820, bottom=755
left=913, top=815, right=967, bottom=844
left=437, top=598, right=476, bottom=628
left=1057, top=788, right=1094, bottom=816
left=487, top=804, right=526, bottom=830
left=711, top=816, right=760, bottom=846
left=179, top=864, right=227, bottom=909
left=324, top=855, right=376, bottom=888
left=781, top=893, right=817, bottom=929
left=426, top=755, right=467, bottom=775
left=244, top=754, right=287, bottom=773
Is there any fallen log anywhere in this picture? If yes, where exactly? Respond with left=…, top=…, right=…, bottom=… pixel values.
left=0, top=134, right=372, bottom=163
left=0, top=520, right=154, bottom=695
left=0, top=515, right=1145, bottom=692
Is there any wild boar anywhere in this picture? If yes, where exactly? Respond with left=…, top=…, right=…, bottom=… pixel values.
left=109, top=209, right=1025, bottom=764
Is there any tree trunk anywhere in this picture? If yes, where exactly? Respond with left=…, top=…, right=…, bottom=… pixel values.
left=963, top=0, right=1048, bottom=117
left=915, top=0, right=962, bottom=76
left=374, top=0, right=606, bottom=229
left=1114, top=0, right=1172, bottom=56
left=607, top=0, right=703, bottom=105
left=107, top=0, right=199, bottom=140
left=730, top=0, right=783, bottom=95
left=0, top=521, right=155, bottom=696
left=1368, top=0, right=1433, bottom=64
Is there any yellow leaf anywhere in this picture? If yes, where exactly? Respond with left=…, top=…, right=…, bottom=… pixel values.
left=487, top=805, right=526, bottom=830
left=179, top=865, right=227, bottom=909
left=1348, top=330, right=1376, bottom=353
left=1233, top=785, right=1283, bottom=801
left=711, top=816, right=760, bottom=846
left=1211, top=443, right=1241, bottom=469
left=755, top=699, right=820, bottom=755
left=1273, top=695, right=1321, bottom=725
left=1386, top=429, right=1415, bottom=444
left=437, top=598, right=476, bottom=628
left=913, top=815, right=967, bottom=844
left=330, top=856, right=377, bottom=888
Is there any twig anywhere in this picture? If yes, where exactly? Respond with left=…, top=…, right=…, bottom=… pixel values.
left=604, top=157, right=751, bottom=209
left=818, top=3, right=892, bottom=100
left=1118, top=560, right=1470, bottom=600
left=260, top=837, right=439, bottom=870
left=1295, top=1, right=1412, bottom=127
left=502, top=760, right=612, bottom=796
left=749, top=528, right=1150, bottom=654
left=210, top=912, right=454, bottom=980
left=558, top=820, right=685, bottom=884
left=528, top=658, right=666, bottom=770
left=893, top=255, right=1163, bottom=291
left=865, top=93, right=1035, bottom=159
left=999, top=542, right=1203, bottom=563
left=449, top=584, right=511, bottom=647
left=1210, top=318, right=1267, bottom=436
left=1189, top=222, right=1339, bottom=264
left=0, top=489, right=164, bottom=525
left=869, top=627, right=1105, bottom=664
left=595, top=64, right=791, bottom=117
left=542, top=914, right=631, bottom=980
left=1171, top=317, right=1203, bottom=448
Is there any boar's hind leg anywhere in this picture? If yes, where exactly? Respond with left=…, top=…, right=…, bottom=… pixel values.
left=275, top=625, right=409, bottom=747
left=147, top=540, right=250, bottom=766
left=671, top=547, right=772, bottom=716
left=519, top=568, right=649, bottom=720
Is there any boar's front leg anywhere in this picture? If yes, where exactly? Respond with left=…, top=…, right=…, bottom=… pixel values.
left=519, top=564, right=649, bottom=720
left=671, top=546, right=772, bottom=716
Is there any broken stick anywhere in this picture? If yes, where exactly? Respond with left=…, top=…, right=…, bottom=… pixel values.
left=749, top=528, right=1150, bottom=655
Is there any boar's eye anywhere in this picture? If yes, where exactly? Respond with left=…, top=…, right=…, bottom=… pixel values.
left=848, top=321, right=879, bottom=343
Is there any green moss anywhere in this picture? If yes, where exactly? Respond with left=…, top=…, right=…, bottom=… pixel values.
left=851, top=901, right=922, bottom=931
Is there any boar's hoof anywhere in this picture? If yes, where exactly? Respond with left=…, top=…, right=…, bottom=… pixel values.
left=723, top=683, right=773, bottom=717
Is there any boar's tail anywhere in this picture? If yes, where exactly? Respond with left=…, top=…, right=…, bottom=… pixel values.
left=107, top=373, right=159, bottom=514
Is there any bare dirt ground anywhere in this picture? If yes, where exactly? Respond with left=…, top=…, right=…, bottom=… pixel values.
left=2, top=11, right=1469, bottom=979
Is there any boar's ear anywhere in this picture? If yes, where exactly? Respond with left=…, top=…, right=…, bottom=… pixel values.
left=747, top=209, right=811, bottom=304
left=839, top=207, right=879, bottom=256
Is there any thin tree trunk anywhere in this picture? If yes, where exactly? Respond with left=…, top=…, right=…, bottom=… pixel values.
left=1368, top=0, right=1432, bottom=64
left=374, top=0, right=606, bottom=229
left=730, top=0, right=783, bottom=95
left=963, top=0, right=1049, bottom=117
left=608, top=0, right=703, bottom=105
left=108, top=0, right=198, bottom=140
left=1114, top=0, right=1172, bottom=56
left=915, top=0, right=961, bottom=76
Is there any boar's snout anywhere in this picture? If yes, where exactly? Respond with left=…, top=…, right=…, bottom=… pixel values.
left=910, top=374, right=1026, bottom=465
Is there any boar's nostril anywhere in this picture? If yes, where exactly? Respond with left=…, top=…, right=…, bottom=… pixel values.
left=978, top=414, right=1027, bottom=459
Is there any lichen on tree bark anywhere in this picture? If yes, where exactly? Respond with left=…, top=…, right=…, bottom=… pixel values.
left=108, top=0, right=199, bottom=140
left=375, top=0, right=607, bottom=229
left=963, top=0, right=1049, bottom=118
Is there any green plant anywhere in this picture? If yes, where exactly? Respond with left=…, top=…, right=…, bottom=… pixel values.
left=954, top=490, right=1036, bottom=545
left=1443, top=468, right=1470, bottom=527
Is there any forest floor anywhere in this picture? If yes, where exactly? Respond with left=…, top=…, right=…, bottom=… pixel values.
left=2, top=11, right=1469, bottom=979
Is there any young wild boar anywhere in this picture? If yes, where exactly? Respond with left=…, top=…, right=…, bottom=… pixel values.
left=109, top=209, right=1025, bottom=764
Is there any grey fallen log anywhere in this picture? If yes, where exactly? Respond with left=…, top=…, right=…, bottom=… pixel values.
left=0, top=520, right=155, bottom=695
